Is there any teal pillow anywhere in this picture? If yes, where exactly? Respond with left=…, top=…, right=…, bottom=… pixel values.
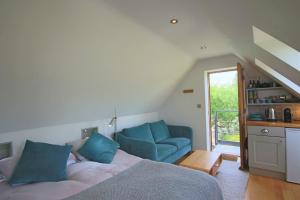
left=123, top=123, right=155, bottom=143
left=78, top=133, right=118, bottom=163
left=150, top=120, right=171, bottom=142
left=9, top=140, right=71, bottom=186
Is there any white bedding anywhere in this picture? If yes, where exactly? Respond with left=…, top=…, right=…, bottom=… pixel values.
left=0, top=150, right=142, bottom=200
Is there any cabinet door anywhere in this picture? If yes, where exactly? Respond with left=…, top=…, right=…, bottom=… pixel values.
left=248, top=135, right=286, bottom=172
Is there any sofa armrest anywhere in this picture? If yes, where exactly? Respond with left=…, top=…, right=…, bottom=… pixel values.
left=168, top=125, right=193, bottom=146
left=117, top=134, right=158, bottom=160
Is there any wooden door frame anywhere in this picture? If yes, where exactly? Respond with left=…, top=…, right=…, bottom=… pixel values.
left=207, top=68, right=238, bottom=151
left=237, top=63, right=247, bottom=170
left=206, top=65, right=247, bottom=169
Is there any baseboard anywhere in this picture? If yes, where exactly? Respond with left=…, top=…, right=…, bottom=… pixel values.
left=249, top=167, right=286, bottom=180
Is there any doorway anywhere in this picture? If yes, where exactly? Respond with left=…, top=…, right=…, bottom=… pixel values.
left=208, top=69, right=240, bottom=157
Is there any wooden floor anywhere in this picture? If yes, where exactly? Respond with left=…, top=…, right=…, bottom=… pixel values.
left=245, top=175, right=300, bottom=200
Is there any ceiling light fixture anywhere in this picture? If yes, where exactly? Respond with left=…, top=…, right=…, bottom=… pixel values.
left=170, top=19, right=178, bottom=24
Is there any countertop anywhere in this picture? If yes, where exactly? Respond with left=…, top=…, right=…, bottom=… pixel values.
left=246, top=120, right=300, bottom=128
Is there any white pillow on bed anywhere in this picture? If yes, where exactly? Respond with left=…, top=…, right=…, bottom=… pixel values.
left=66, top=138, right=88, bottom=161
left=67, top=153, right=77, bottom=166
left=0, top=157, right=18, bottom=179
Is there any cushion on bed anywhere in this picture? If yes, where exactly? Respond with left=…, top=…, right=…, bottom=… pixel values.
left=157, top=137, right=190, bottom=150
left=150, top=120, right=171, bottom=142
left=9, top=140, right=71, bottom=186
left=123, top=123, right=155, bottom=143
left=156, top=144, right=177, bottom=161
left=78, top=133, right=118, bottom=163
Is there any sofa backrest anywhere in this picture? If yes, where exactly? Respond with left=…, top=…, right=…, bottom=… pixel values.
left=121, top=123, right=155, bottom=143
left=149, top=120, right=170, bottom=142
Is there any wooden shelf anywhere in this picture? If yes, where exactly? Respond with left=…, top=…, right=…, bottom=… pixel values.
left=246, top=87, right=284, bottom=91
left=248, top=103, right=300, bottom=106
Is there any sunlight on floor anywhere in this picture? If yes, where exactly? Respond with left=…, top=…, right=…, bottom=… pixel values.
left=213, top=144, right=240, bottom=156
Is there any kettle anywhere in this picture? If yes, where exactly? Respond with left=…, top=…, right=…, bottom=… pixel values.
left=265, top=107, right=277, bottom=121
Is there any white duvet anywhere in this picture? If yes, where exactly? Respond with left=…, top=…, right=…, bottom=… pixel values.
left=0, top=150, right=142, bottom=200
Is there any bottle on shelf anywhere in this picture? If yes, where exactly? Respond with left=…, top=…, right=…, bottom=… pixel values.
left=248, top=80, right=253, bottom=88
left=248, top=90, right=254, bottom=104
left=252, top=80, right=256, bottom=88
left=256, top=79, right=261, bottom=88
left=253, top=90, right=258, bottom=103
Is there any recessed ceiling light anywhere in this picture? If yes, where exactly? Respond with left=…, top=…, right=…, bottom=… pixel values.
left=170, top=19, right=178, bottom=24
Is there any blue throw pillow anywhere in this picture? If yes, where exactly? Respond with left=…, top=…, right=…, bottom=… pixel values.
left=78, top=133, right=118, bottom=163
left=150, top=120, right=171, bottom=142
left=123, top=123, right=155, bottom=143
left=9, top=140, right=71, bottom=186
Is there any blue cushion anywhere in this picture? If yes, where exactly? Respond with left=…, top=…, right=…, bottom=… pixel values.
left=150, top=120, right=170, bottom=142
left=123, top=123, right=155, bottom=143
left=78, top=133, right=118, bottom=163
left=162, top=145, right=192, bottom=163
left=9, top=140, right=71, bottom=186
left=156, top=144, right=177, bottom=161
left=158, top=137, right=190, bottom=150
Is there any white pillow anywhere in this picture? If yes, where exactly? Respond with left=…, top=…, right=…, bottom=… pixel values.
left=66, top=138, right=88, bottom=161
left=0, top=157, right=18, bottom=179
left=67, top=153, right=77, bottom=166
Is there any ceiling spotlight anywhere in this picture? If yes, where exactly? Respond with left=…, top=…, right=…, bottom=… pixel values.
left=170, top=19, right=178, bottom=24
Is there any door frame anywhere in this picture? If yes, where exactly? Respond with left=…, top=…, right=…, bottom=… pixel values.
left=237, top=63, right=247, bottom=169
left=206, top=67, right=239, bottom=151
left=205, top=64, right=246, bottom=169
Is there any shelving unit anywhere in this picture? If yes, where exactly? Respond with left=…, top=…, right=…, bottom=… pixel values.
left=245, top=84, right=300, bottom=121
left=246, top=86, right=299, bottom=106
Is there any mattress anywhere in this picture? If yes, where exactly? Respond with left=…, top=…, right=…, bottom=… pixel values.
left=0, top=150, right=142, bottom=200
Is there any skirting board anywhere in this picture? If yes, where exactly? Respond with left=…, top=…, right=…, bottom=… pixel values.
left=249, top=167, right=286, bottom=181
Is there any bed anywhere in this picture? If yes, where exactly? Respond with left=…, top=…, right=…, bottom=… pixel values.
left=0, top=150, right=223, bottom=200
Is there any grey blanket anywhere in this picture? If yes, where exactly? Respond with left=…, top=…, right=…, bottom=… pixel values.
left=64, top=160, right=223, bottom=200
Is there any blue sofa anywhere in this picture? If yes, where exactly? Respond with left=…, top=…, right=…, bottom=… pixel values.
left=115, top=120, right=192, bottom=163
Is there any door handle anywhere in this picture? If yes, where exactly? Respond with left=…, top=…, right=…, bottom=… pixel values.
left=261, top=129, right=270, bottom=135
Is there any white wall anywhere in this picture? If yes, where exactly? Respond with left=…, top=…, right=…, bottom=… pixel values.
left=0, top=112, right=159, bottom=158
left=159, top=54, right=268, bottom=150
left=0, top=0, right=193, bottom=134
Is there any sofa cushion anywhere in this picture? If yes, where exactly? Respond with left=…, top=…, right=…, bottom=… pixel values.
left=158, top=137, right=190, bottom=150
left=123, top=123, right=155, bottom=143
left=9, top=140, right=71, bottom=186
left=78, top=133, right=119, bottom=163
left=156, top=144, right=177, bottom=161
left=150, top=120, right=170, bottom=142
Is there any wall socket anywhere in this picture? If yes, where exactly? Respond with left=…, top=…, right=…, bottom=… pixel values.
left=197, top=104, right=202, bottom=108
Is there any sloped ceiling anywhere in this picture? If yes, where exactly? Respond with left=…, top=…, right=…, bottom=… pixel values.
left=103, top=0, right=236, bottom=59
left=0, top=0, right=299, bottom=133
left=104, top=0, right=300, bottom=86
left=0, top=0, right=193, bottom=133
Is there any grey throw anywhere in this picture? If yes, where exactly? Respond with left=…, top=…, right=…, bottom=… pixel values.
left=64, top=160, right=223, bottom=200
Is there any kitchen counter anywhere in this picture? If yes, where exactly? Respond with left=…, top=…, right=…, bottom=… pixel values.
left=247, top=120, right=300, bottom=128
